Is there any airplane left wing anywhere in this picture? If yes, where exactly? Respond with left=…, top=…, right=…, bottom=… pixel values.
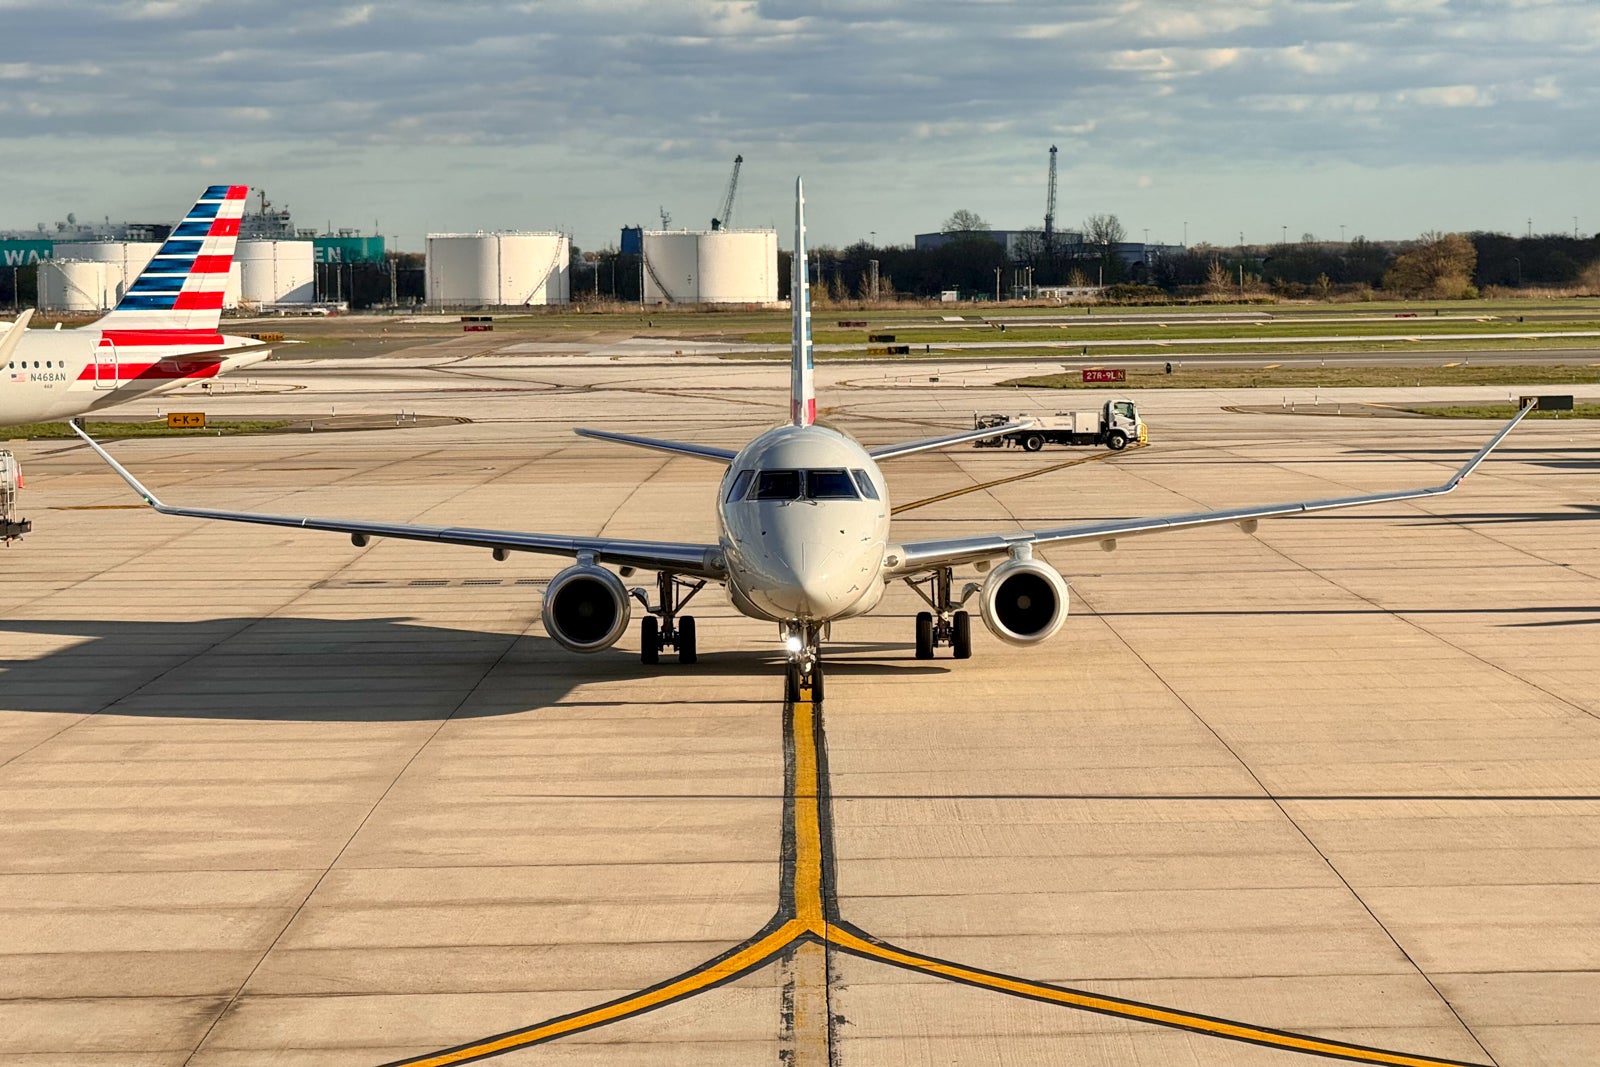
left=71, top=425, right=726, bottom=579
left=869, top=419, right=1034, bottom=461
left=887, top=404, right=1532, bottom=575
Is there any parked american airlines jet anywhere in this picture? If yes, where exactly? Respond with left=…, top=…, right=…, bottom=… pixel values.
left=74, top=180, right=1530, bottom=696
left=0, top=186, right=273, bottom=426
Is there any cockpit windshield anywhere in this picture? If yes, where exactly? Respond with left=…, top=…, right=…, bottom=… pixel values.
left=806, top=469, right=859, bottom=499
left=736, top=468, right=863, bottom=502
left=752, top=470, right=802, bottom=501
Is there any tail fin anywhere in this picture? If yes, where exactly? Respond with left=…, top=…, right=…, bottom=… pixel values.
left=790, top=177, right=815, bottom=427
left=91, top=185, right=248, bottom=336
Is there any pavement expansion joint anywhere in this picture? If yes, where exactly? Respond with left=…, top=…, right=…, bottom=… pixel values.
left=380, top=686, right=1493, bottom=1067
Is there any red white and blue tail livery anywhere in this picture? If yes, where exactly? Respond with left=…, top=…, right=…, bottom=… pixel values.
left=0, top=185, right=273, bottom=424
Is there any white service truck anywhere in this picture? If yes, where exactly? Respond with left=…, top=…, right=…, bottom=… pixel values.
left=974, top=399, right=1146, bottom=452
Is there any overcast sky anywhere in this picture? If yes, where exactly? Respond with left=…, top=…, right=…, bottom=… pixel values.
left=3, top=0, right=1595, bottom=251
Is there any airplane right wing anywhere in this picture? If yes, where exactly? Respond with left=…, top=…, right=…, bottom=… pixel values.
left=72, top=425, right=726, bottom=579
left=886, top=404, right=1534, bottom=576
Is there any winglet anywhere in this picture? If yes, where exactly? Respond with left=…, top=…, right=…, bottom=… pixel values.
left=0, top=308, right=34, bottom=364
left=790, top=177, right=815, bottom=427
left=68, top=421, right=167, bottom=510
left=1444, top=400, right=1535, bottom=489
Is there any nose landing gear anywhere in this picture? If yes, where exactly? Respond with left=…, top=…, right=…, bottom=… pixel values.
left=633, top=571, right=705, bottom=665
left=906, top=567, right=973, bottom=660
left=782, top=620, right=824, bottom=702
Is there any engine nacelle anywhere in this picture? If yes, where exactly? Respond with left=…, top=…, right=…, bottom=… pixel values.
left=540, top=564, right=632, bottom=653
left=978, top=557, right=1069, bottom=645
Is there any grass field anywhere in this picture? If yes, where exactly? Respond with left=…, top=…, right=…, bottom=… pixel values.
left=1001, top=365, right=1600, bottom=390
left=1398, top=404, right=1600, bottom=419
left=2, top=419, right=295, bottom=440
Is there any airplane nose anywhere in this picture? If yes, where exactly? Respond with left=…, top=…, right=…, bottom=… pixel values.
left=795, top=542, right=841, bottom=614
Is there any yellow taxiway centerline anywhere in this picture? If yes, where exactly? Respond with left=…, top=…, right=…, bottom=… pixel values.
left=384, top=681, right=1490, bottom=1067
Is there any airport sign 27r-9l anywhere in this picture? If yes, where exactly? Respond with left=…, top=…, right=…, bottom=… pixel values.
left=1082, top=368, right=1125, bottom=383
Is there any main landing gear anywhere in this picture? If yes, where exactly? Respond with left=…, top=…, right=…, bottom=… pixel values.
left=633, top=571, right=705, bottom=665
left=905, top=567, right=973, bottom=660
left=783, top=620, right=824, bottom=703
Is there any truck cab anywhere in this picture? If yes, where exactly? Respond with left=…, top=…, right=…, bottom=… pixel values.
left=1102, top=399, right=1146, bottom=449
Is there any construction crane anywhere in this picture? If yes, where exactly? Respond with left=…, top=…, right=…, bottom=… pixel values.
left=1043, top=145, right=1058, bottom=256
left=710, top=154, right=743, bottom=231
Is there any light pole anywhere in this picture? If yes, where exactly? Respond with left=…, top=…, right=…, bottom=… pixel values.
left=1512, top=257, right=1522, bottom=287
left=1281, top=224, right=1287, bottom=245
left=1339, top=224, right=1346, bottom=243
left=1182, top=220, right=1188, bottom=247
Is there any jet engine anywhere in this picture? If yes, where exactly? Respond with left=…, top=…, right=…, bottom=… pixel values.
left=540, top=564, right=632, bottom=653
left=977, top=556, right=1069, bottom=645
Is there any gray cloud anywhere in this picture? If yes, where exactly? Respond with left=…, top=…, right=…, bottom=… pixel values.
left=2, top=0, right=1595, bottom=248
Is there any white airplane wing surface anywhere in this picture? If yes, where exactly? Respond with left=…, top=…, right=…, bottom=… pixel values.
left=71, top=425, right=726, bottom=579
left=887, top=405, right=1532, bottom=575
left=868, top=419, right=1034, bottom=461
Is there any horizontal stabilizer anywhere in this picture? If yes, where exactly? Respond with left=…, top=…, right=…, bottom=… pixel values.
left=575, top=428, right=737, bottom=463
left=869, top=420, right=1034, bottom=461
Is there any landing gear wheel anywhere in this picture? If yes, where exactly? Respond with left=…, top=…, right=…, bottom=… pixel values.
left=640, top=616, right=660, bottom=665
left=952, top=610, right=972, bottom=659
left=1107, top=430, right=1129, bottom=451
left=1022, top=433, right=1045, bottom=452
left=677, top=615, right=697, bottom=664
left=807, top=660, right=824, bottom=702
left=915, top=611, right=935, bottom=659
left=785, top=662, right=801, bottom=703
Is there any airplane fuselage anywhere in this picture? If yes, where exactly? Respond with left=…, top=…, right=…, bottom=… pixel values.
left=718, top=424, right=890, bottom=624
left=0, top=328, right=270, bottom=423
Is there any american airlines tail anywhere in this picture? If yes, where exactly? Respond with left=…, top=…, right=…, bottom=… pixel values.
left=91, top=184, right=249, bottom=348
left=790, top=178, right=815, bottom=427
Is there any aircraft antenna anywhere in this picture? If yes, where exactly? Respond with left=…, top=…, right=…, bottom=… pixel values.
left=711, top=154, right=743, bottom=231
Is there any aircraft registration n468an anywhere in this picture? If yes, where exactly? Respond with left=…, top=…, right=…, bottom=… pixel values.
left=73, top=179, right=1532, bottom=696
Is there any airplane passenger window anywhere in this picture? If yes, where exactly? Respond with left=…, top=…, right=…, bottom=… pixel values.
left=806, top=469, right=859, bottom=499
left=726, top=470, right=755, bottom=502
left=851, top=469, right=880, bottom=500
left=753, top=470, right=801, bottom=501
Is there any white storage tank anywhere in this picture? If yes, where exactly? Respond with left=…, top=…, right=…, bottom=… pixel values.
left=426, top=232, right=570, bottom=307
left=641, top=230, right=778, bottom=304
left=42, top=241, right=161, bottom=309
left=40, top=260, right=117, bottom=312
left=237, top=239, right=315, bottom=306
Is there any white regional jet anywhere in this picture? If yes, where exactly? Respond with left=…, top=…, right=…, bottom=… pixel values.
left=1, top=186, right=273, bottom=426
left=74, top=180, right=1530, bottom=697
